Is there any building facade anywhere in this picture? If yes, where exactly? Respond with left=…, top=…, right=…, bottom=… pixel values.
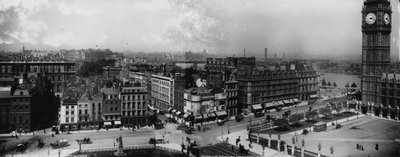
left=361, top=0, right=392, bottom=103
left=236, top=64, right=299, bottom=113
left=151, top=75, right=174, bottom=112
left=183, top=87, right=215, bottom=116
left=0, top=60, right=76, bottom=95
left=379, top=73, right=400, bottom=107
left=0, top=85, right=41, bottom=133
left=120, top=82, right=151, bottom=127
left=59, top=97, right=78, bottom=131
left=101, top=87, right=121, bottom=127
left=225, top=74, right=238, bottom=116
left=296, top=63, right=319, bottom=101
left=77, top=93, right=102, bottom=130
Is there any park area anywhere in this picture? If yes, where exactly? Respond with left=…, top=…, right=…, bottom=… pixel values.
left=278, top=116, right=400, bottom=157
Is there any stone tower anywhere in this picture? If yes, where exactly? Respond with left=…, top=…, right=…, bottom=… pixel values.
left=361, top=0, right=392, bottom=103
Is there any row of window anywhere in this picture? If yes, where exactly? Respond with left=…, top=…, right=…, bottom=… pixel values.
left=121, top=95, right=146, bottom=100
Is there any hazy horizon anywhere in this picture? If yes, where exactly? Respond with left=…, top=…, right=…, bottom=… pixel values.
left=0, top=0, right=399, bottom=59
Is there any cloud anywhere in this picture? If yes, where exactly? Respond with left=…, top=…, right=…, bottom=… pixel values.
left=0, top=38, right=13, bottom=44
left=43, top=32, right=86, bottom=47
left=57, top=1, right=98, bottom=16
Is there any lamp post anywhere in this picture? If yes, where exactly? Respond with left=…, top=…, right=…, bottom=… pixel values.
left=58, top=148, right=61, bottom=157
left=317, top=143, right=322, bottom=157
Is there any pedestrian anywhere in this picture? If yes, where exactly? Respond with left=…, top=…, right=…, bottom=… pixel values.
left=232, top=145, right=234, bottom=151
left=249, top=142, right=252, bottom=149
left=236, top=138, right=239, bottom=146
left=361, top=145, right=364, bottom=151
left=52, top=133, right=54, bottom=137
left=356, top=143, right=359, bottom=150
left=375, top=144, right=379, bottom=150
left=226, top=137, right=229, bottom=143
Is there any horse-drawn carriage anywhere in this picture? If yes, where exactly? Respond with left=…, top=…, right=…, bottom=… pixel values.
left=76, top=137, right=92, bottom=144
left=235, top=114, right=244, bottom=122
left=37, top=139, right=45, bottom=148
left=16, top=142, right=28, bottom=152
left=217, top=119, right=226, bottom=126
left=50, top=139, right=69, bottom=149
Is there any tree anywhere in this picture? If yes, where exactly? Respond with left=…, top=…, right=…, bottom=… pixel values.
left=319, top=108, right=332, bottom=118
left=305, top=110, right=319, bottom=120
left=289, top=114, right=304, bottom=124
left=345, top=82, right=350, bottom=88
left=351, top=82, right=357, bottom=88
left=333, top=82, right=337, bottom=87
left=273, top=118, right=289, bottom=127
left=321, top=78, right=327, bottom=86
left=327, top=81, right=332, bottom=86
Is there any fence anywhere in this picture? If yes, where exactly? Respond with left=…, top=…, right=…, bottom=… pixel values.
left=68, top=144, right=186, bottom=156
left=250, top=135, right=328, bottom=157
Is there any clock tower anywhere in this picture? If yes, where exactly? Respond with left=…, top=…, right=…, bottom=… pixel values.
left=361, top=0, right=392, bottom=104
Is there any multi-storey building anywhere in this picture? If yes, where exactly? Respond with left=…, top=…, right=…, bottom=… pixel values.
left=77, top=93, right=102, bottom=130
left=101, top=87, right=121, bottom=128
left=296, top=63, right=319, bottom=101
left=120, top=82, right=150, bottom=127
left=0, top=58, right=76, bottom=95
left=205, top=57, right=256, bottom=87
left=183, top=87, right=215, bottom=116
left=0, top=85, right=42, bottom=133
left=225, top=74, right=238, bottom=116
left=103, top=66, right=122, bottom=78
left=379, top=73, right=400, bottom=107
left=361, top=0, right=392, bottom=103
left=59, top=96, right=78, bottom=131
left=174, top=75, right=185, bottom=112
left=151, top=74, right=174, bottom=112
left=236, top=64, right=299, bottom=113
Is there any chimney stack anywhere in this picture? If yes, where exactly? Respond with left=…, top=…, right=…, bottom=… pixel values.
left=265, top=48, right=268, bottom=62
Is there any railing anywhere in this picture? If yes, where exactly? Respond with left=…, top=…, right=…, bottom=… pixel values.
left=71, top=144, right=185, bottom=155
left=250, top=136, right=328, bottom=157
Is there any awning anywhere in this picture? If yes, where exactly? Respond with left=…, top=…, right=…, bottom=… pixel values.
left=252, top=104, right=263, bottom=110
left=310, top=94, right=318, bottom=99
left=293, top=98, right=299, bottom=103
left=265, top=102, right=275, bottom=107
left=208, top=112, right=216, bottom=119
left=288, top=99, right=294, bottom=104
left=283, top=99, right=291, bottom=104
left=183, top=113, right=190, bottom=119
left=215, top=111, right=228, bottom=117
left=171, top=109, right=177, bottom=114
left=277, top=101, right=284, bottom=106
left=104, top=122, right=112, bottom=125
left=202, top=114, right=209, bottom=120
left=175, top=111, right=182, bottom=116
left=195, top=115, right=203, bottom=120
left=168, top=107, right=173, bottom=113
left=114, top=121, right=121, bottom=125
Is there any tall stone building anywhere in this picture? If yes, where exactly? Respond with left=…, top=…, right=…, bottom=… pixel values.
left=361, top=0, right=392, bottom=104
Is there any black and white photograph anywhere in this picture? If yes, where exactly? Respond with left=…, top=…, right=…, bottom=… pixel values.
left=0, top=0, right=399, bottom=156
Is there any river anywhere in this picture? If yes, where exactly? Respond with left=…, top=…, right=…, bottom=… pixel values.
left=320, top=73, right=361, bottom=89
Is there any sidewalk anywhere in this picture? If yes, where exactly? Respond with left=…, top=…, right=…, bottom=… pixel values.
left=217, top=130, right=293, bottom=157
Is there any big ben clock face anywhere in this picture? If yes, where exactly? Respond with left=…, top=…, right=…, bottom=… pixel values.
left=365, top=13, right=376, bottom=25
left=384, top=13, right=390, bottom=25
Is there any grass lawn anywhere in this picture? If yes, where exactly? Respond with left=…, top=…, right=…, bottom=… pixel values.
left=278, top=116, right=400, bottom=157
left=260, top=111, right=357, bottom=135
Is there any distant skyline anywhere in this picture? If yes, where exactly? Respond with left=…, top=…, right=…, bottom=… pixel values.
left=0, top=0, right=399, bottom=59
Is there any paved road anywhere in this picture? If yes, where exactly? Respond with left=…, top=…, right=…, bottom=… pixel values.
left=191, top=96, right=348, bottom=146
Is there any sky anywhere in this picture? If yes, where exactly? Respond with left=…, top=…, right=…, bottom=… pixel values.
left=0, top=0, right=399, bottom=59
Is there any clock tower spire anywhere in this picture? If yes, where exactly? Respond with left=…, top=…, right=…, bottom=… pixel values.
left=361, top=0, right=392, bottom=104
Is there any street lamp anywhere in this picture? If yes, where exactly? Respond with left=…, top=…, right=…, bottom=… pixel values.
left=58, top=148, right=61, bottom=157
